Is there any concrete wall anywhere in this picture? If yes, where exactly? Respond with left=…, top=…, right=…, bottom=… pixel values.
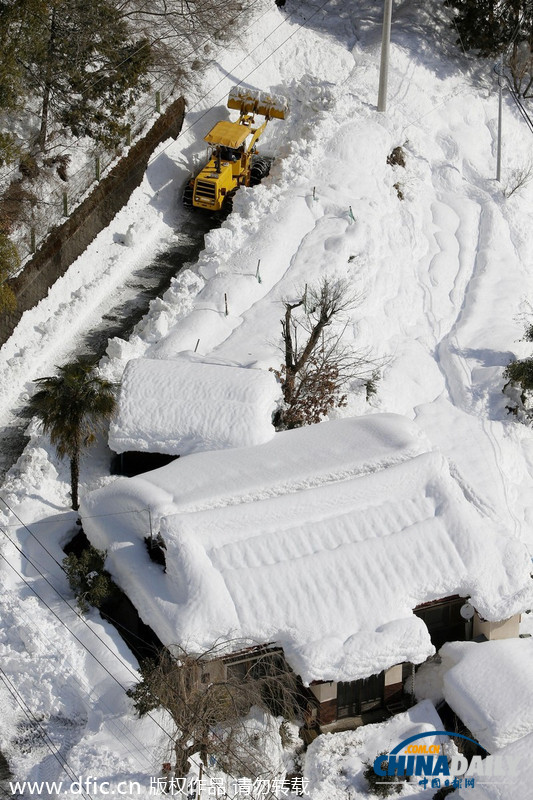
left=0, top=97, right=185, bottom=347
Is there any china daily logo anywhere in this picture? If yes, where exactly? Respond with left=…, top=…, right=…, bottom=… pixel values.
left=373, top=731, right=519, bottom=790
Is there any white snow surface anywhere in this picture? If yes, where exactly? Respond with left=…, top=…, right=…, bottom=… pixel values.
left=108, top=355, right=280, bottom=455
left=456, top=731, right=533, bottom=800
left=81, top=414, right=533, bottom=684
left=440, top=638, right=533, bottom=753
left=305, top=699, right=448, bottom=799
left=2, top=0, right=533, bottom=789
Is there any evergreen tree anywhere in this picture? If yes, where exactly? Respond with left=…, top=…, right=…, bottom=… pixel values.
left=1, top=0, right=151, bottom=150
left=446, top=1, right=533, bottom=95
left=28, top=359, right=117, bottom=510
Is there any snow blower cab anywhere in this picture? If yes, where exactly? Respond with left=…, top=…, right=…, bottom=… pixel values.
left=183, top=87, right=289, bottom=212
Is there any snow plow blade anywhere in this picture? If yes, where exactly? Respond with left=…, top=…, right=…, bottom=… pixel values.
left=227, top=86, right=289, bottom=119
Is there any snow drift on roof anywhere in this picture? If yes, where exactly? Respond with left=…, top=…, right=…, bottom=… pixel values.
left=108, top=356, right=281, bottom=455
left=441, top=639, right=533, bottom=753
left=81, top=414, right=533, bottom=684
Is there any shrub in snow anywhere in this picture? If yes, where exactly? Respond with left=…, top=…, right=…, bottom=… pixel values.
left=387, top=146, right=406, bottom=168
left=63, top=545, right=115, bottom=613
left=432, top=786, right=456, bottom=799
left=503, top=321, right=533, bottom=417
left=362, top=754, right=406, bottom=796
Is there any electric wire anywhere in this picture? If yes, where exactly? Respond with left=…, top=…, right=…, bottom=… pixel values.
left=0, top=667, right=93, bottom=800
left=0, top=497, right=163, bottom=656
left=0, top=519, right=298, bottom=800
left=145, top=0, right=333, bottom=171
left=0, top=1, right=282, bottom=186
left=0, top=596, right=161, bottom=774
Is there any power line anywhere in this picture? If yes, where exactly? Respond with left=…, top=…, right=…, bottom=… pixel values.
left=0, top=666, right=93, bottom=800
left=0, top=515, right=298, bottom=800
left=0, top=595, right=158, bottom=773
left=0, top=1, right=278, bottom=185
left=145, top=0, right=333, bottom=170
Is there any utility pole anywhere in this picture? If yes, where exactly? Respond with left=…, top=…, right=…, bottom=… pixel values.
left=496, top=54, right=503, bottom=182
left=377, top=0, right=393, bottom=112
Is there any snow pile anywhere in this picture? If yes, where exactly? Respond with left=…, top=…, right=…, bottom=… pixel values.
left=304, top=699, right=447, bottom=799
left=108, top=356, right=281, bottom=455
left=81, top=414, right=533, bottom=684
left=456, top=731, right=533, bottom=800
left=441, top=638, right=533, bottom=752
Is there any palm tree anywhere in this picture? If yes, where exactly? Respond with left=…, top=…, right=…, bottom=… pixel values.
left=28, top=358, right=117, bottom=510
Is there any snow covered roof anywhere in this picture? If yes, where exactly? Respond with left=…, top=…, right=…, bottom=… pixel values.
left=441, top=639, right=533, bottom=753
left=81, top=414, right=533, bottom=684
left=108, top=356, right=281, bottom=455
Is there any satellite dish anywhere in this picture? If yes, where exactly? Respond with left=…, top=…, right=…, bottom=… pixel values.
left=460, top=603, right=475, bottom=620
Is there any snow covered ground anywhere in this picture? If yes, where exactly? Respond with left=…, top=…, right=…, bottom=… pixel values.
left=2, top=0, right=533, bottom=794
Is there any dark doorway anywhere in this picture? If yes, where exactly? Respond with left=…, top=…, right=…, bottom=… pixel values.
left=414, top=597, right=468, bottom=650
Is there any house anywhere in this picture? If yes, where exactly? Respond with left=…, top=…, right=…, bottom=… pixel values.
left=80, top=414, right=533, bottom=728
left=108, top=355, right=280, bottom=473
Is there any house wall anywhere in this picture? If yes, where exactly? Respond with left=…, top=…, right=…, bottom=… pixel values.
left=310, top=664, right=404, bottom=724
left=309, top=681, right=336, bottom=703
left=316, top=698, right=337, bottom=726
left=473, top=613, right=520, bottom=641
left=385, top=664, right=402, bottom=686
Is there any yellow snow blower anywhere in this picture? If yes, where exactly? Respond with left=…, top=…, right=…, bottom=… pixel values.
left=183, top=86, right=289, bottom=212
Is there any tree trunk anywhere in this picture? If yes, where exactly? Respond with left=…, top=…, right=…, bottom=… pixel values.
left=173, top=745, right=192, bottom=780
left=37, top=6, right=57, bottom=150
left=70, top=451, right=80, bottom=511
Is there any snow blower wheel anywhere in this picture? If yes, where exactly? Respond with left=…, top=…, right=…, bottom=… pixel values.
left=250, top=156, right=271, bottom=186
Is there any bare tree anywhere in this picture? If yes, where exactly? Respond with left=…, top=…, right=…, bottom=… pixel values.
left=128, top=642, right=302, bottom=778
left=117, top=0, right=252, bottom=79
left=509, top=41, right=533, bottom=98
left=272, top=277, right=380, bottom=429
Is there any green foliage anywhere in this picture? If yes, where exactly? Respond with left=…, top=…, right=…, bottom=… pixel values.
left=63, top=545, right=113, bottom=613
left=0, top=133, right=22, bottom=167
left=363, top=754, right=405, bottom=796
left=446, top=1, right=533, bottom=95
left=28, top=358, right=117, bottom=508
left=522, top=323, right=533, bottom=342
left=0, top=234, right=20, bottom=314
left=445, top=1, right=530, bottom=56
left=503, top=357, right=533, bottom=393
left=365, top=371, right=380, bottom=401
left=0, top=0, right=152, bottom=149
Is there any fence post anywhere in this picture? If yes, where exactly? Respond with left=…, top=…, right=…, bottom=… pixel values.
left=95, top=155, right=101, bottom=182
left=62, top=192, right=68, bottom=217
left=155, top=91, right=161, bottom=113
left=126, top=126, right=131, bottom=146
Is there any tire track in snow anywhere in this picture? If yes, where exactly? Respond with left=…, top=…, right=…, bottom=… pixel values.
left=419, top=173, right=525, bottom=536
